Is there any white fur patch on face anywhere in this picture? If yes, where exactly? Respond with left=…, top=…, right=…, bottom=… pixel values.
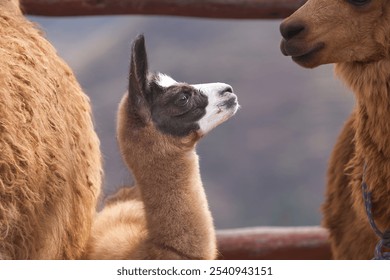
left=156, top=73, right=178, bottom=88
left=193, top=83, right=239, bottom=135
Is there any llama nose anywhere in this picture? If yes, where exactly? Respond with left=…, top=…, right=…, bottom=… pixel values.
left=280, top=21, right=306, bottom=40
left=218, top=85, right=233, bottom=96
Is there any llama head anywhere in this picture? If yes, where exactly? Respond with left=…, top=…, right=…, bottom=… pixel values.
left=117, top=35, right=238, bottom=158
left=280, top=0, right=390, bottom=68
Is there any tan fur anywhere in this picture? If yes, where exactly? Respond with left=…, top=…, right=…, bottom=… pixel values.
left=0, top=1, right=102, bottom=259
left=85, top=92, right=217, bottom=260
left=281, top=1, right=390, bottom=259
left=0, top=0, right=18, bottom=12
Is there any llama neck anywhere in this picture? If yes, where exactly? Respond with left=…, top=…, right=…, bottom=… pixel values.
left=336, top=60, right=390, bottom=229
left=336, top=61, right=390, bottom=156
left=133, top=149, right=216, bottom=259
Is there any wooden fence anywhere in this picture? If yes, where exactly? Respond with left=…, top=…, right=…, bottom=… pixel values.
left=19, top=0, right=331, bottom=259
left=21, top=0, right=307, bottom=19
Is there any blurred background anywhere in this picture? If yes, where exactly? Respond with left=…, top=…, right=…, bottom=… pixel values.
left=29, top=15, right=354, bottom=229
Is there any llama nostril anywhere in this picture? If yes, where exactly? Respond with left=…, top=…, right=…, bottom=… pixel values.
left=280, top=21, right=306, bottom=40
left=219, top=86, right=233, bottom=96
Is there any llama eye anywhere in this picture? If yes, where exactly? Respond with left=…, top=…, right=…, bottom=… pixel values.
left=347, top=0, right=370, bottom=6
left=176, top=93, right=190, bottom=106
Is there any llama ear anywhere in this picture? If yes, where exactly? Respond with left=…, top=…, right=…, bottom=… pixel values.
left=128, top=34, right=150, bottom=127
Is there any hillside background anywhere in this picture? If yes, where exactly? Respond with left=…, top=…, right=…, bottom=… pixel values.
left=30, top=15, right=354, bottom=229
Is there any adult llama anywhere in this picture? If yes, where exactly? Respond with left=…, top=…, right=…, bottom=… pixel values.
left=280, top=0, right=390, bottom=259
left=0, top=0, right=102, bottom=259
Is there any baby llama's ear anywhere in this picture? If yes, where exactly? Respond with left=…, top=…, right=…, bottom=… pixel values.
left=128, top=34, right=150, bottom=127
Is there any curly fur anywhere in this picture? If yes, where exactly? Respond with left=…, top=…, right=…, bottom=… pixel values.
left=280, top=1, right=390, bottom=259
left=0, top=1, right=102, bottom=259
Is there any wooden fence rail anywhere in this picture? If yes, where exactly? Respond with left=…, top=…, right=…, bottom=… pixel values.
left=21, top=0, right=307, bottom=19
left=217, top=226, right=331, bottom=260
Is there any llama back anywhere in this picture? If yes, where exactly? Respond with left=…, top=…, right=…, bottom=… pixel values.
left=0, top=4, right=102, bottom=259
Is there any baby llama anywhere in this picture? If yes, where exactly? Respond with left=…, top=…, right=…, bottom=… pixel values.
left=85, top=35, right=239, bottom=259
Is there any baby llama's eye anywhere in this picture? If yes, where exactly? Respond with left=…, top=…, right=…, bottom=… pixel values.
left=176, top=93, right=190, bottom=106
left=347, top=0, right=370, bottom=6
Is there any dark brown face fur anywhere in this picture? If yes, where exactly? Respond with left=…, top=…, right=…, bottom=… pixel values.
left=147, top=76, right=208, bottom=137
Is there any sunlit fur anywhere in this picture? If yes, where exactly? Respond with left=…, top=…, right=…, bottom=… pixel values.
left=0, top=1, right=102, bottom=259
left=280, top=1, right=390, bottom=259
left=85, top=35, right=238, bottom=259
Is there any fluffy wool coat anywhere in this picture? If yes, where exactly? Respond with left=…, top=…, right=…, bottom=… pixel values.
left=0, top=0, right=102, bottom=259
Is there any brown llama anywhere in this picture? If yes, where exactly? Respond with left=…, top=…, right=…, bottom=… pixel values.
left=0, top=0, right=102, bottom=259
left=84, top=35, right=239, bottom=259
left=280, top=0, right=390, bottom=259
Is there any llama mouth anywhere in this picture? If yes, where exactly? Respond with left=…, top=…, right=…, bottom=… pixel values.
left=220, top=97, right=238, bottom=109
left=217, top=96, right=239, bottom=114
left=291, top=43, right=325, bottom=64
left=281, top=40, right=325, bottom=64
